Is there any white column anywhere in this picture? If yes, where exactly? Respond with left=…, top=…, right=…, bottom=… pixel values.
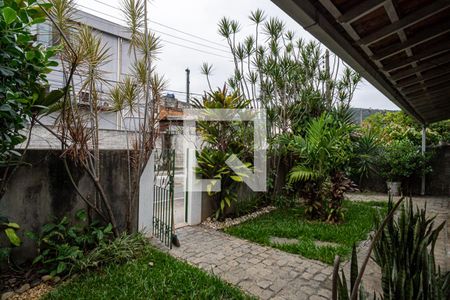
left=421, top=125, right=426, bottom=196
left=183, top=123, right=202, bottom=225
left=138, top=153, right=155, bottom=233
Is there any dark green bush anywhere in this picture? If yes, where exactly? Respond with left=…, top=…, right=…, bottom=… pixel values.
left=28, top=210, right=113, bottom=276
left=75, top=233, right=149, bottom=272
left=0, top=0, right=62, bottom=163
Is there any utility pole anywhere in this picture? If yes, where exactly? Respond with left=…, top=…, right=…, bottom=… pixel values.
left=185, top=68, right=190, bottom=104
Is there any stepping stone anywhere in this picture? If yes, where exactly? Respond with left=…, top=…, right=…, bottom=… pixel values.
left=269, top=236, right=299, bottom=245
left=314, top=240, right=340, bottom=248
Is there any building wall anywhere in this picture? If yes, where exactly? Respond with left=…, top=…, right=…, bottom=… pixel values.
left=0, top=150, right=135, bottom=263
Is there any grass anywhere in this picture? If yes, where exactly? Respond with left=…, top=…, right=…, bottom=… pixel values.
left=44, top=247, right=252, bottom=300
left=224, top=200, right=387, bottom=265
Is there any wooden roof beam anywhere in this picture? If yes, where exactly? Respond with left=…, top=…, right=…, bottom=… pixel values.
left=397, top=66, right=450, bottom=89
left=337, top=0, right=386, bottom=24
left=382, top=43, right=450, bottom=72
left=372, top=21, right=450, bottom=61
left=358, top=0, right=450, bottom=45
left=401, top=75, right=450, bottom=94
left=407, top=85, right=450, bottom=100
left=390, top=52, right=450, bottom=81
left=412, top=99, right=450, bottom=111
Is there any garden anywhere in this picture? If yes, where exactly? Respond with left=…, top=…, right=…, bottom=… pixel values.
left=1, top=0, right=450, bottom=299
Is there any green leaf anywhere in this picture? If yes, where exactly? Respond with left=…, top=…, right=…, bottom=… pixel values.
left=6, top=222, right=20, bottom=229
left=31, top=17, right=46, bottom=25
left=32, top=255, right=43, bottom=264
left=4, top=228, right=21, bottom=246
left=230, top=175, right=243, bottom=182
left=75, top=209, right=87, bottom=222
left=25, top=51, right=35, bottom=60
left=56, top=262, right=66, bottom=274
left=2, top=7, right=17, bottom=25
left=25, top=231, right=38, bottom=240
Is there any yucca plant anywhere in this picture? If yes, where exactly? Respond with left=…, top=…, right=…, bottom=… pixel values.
left=373, top=199, right=449, bottom=299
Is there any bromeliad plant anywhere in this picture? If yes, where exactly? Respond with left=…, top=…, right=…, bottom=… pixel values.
left=192, top=88, right=254, bottom=219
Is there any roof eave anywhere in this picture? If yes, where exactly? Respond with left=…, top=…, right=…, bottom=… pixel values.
left=271, top=0, right=426, bottom=124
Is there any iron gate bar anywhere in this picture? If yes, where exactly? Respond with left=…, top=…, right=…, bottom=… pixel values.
left=152, top=149, right=175, bottom=248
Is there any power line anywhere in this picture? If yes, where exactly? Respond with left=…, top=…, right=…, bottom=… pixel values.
left=48, top=69, right=205, bottom=96
left=76, top=4, right=232, bottom=59
left=160, top=38, right=231, bottom=60
left=151, top=28, right=229, bottom=54
left=163, top=89, right=203, bottom=96
left=91, top=0, right=228, bottom=49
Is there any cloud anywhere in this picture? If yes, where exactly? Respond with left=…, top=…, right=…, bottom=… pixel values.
left=78, top=0, right=399, bottom=110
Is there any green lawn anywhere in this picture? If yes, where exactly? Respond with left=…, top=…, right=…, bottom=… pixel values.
left=44, top=247, right=252, bottom=300
left=224, top=200, right=387, bottom=264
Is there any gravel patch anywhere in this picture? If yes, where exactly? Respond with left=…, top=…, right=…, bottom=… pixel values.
left=8, top=283, right=52, bottom=300
left=202, top=206, right=276, bottom=230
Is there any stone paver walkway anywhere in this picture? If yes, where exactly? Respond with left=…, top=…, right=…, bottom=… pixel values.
left=168, top=226, right=333, bottom=300
left=152, top=194, right=448, bottom=299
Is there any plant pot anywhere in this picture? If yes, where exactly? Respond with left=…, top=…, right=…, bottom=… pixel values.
left=386, top=181, right=401, bottom=196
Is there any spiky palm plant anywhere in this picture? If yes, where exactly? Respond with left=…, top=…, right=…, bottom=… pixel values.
left=288, top=114, right=353, bottom=220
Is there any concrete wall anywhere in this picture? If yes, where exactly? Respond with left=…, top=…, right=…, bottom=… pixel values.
left=0, top=150, right=135, bottom=263
left=428, top=144, right=450, bottom=196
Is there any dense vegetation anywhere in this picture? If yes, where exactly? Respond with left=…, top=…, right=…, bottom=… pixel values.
left=0, top=0, right=62, bottom=164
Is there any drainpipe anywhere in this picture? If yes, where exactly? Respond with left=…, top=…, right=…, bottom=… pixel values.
left=420, top=124, right=426, bottom=195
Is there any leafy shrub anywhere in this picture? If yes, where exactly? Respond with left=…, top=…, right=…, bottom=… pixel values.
left=364, top=111, right=450, bottom=145
left=271, top=194, right=298, bottom=209
left=233, top=195, right=266, bottom=217
left=75, top=233, right=149, bottom=272
left=332, top=196, right=405, bottom=300
left=28, top=210, right=113, bottom=276
left=0, top=216, right=21, bottom=265
left=0, top=0, right=62, bottom=163
left=349, top=129, right=382, bottom=185
left=373, top=199, right=449, bottom=299
left=379, top=139, right=432, bottom=182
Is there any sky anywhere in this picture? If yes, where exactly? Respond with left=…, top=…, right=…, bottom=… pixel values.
left=77, top=0, right=399, bottom=110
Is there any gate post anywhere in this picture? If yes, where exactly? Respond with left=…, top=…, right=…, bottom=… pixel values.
left=138, top=152, right=155, bottom=233
left=183, top=123, right=202, bottom=225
